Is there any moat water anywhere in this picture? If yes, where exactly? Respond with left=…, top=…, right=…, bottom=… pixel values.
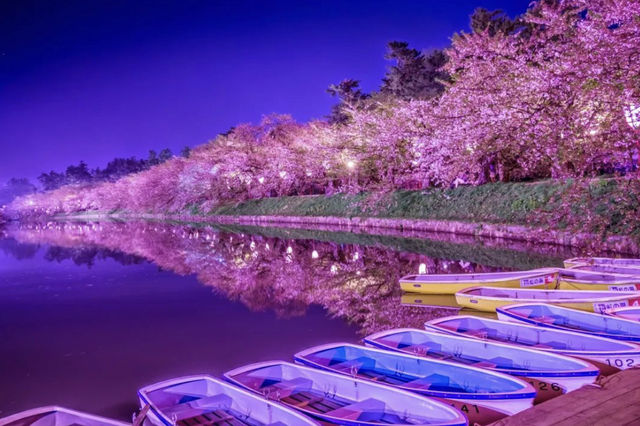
left=0, top=219, right=578, bottom=421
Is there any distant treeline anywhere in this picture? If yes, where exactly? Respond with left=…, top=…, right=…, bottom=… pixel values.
left=37, top=147, right=192, bottom=191
left=1, top=147, right=191, bottom=205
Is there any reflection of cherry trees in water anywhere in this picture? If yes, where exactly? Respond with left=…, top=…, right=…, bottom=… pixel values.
left=8, top=221, right=504, bottom=334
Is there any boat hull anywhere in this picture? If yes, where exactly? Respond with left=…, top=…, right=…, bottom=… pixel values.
left=400, top=271, right=557, bottom=295
left=0, top=407, right=127, bottom=426
left=225, top=361, right=468, bottom=426
left=497, top=303, right=640, bottom=342
left=138, top=375, right=319, bottom=426
left=364, top=328, right=599, bottom=404
left=455, top=287, right=640, bottom=313
left=426, top=316, right=640, bottom=375
left=564, top=257, right=640, bottom=269
left=294, top=343, right=535, bottom=424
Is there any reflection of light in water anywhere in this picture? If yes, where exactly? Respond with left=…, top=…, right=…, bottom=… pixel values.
left=311, top=250, right=319, bottom=259
left=419, top=263, right=427, bottom=274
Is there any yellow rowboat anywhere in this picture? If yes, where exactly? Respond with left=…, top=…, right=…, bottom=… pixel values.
left=401, top=293, right=497, bottom=318
left=564, top=257, right=640, bottom=269
left=455, top=286, right=640, bottom=313
left=556, top=268, right=640, bottom=291
left=400, top=293, right=459, bottom=308
left=399, top=269, right=558, bottom=294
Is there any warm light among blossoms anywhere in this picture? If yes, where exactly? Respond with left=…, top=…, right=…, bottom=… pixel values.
left=346, top=160, right=356, bottom=170
left=418, top=263, right=427, bottom=274
left=625, top=104, right=640, bottom=129
left=311, top=250, right=319, bottom=259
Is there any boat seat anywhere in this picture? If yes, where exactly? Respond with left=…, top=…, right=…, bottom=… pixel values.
left=282, top=390, right=346, bottom=414
left=406, top=376, right=434, bottom=390
left=261, top=377, right=313, bottom=399
left=165, top=394, right=233, bottom=420
left=332, top=357, right=376, bottom=374
left=464, top=329, right=489, bottom=339
left=325, top=398, right=386, bottom=421
left=473, top=360, right=497, bottom=368
left=537, top=316, right=558, bottom=324
left=177, top=409, right=248, bottom=426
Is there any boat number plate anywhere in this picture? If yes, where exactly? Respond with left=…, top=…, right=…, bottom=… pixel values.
left=520, top=274, right=554, bottom=288
left=594, top=301, right=630, bottom=313
left=608, top=285, right=639, bottom=291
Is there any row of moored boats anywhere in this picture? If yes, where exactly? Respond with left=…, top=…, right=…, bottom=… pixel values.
left=5, top=257, right=640, bottom=426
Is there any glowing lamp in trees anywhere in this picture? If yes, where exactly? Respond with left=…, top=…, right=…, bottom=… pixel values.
left=625, top=104, right=640, bottom=129
left=346, top=160, right=356, bottom=170
left=418, top=263, right=427, bottom=274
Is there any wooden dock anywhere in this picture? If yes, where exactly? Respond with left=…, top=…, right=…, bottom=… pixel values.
left=490, top=368, right=640, bottom=425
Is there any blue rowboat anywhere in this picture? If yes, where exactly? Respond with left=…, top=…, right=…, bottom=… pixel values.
left=294, top=342, right=535, bottom=423
left=0, top=406, right=127, bottom=426
left=364, top=328, right=598, bottom=403
left=224, top=360, right=468, bottom=426
left=497, top=303, right=640, bottom=342
left=610, top=306, right=640, bottom=321
left=426, top=315, right=640, bottom=375
left=138, top=375, right=319, bottom=426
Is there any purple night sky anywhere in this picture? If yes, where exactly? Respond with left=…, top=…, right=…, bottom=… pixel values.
left=0, top=0, right=527, bottom=183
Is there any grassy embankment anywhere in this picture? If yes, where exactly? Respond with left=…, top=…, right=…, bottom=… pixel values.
left=205, top=178, right=640, bottom=243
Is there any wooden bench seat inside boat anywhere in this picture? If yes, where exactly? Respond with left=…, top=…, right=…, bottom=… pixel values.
left=325, top=398, right=386, bottom=421
left=164, top=394, right=232, bottom=420
left=260, top=377, right=313, bottom=399
left=176, top=409, right=249, bottom=426
left=281, top=390, right=348, bottom=414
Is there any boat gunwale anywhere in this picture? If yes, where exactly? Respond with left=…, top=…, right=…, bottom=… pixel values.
left=293, top=342, right=536, bottom=401
left=0, top=406, right=128, bottom=426
left=425, top=315, right=640, bottom=356
left=363, top=328, right=599, bottom=378
left=223, top=360, right=468, bottom=426
left=400, top=270, right=557, bottom=284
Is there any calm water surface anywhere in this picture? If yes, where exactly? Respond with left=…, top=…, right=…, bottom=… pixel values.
left=0, top=220, right=576, bottom=421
